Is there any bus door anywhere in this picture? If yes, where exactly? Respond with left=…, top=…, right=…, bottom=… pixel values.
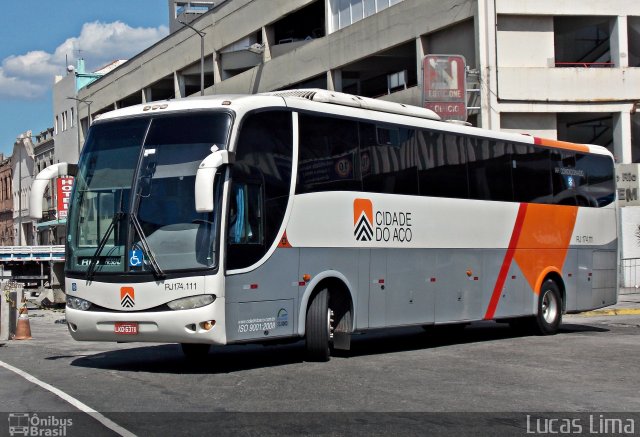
left=224, top=169, right=298, bottom=342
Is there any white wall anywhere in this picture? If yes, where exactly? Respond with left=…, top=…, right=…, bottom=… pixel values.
left=11, top=140, right=35, bottom=246
left=496, top=15, right=553, bottom=67
left=53, top=73, right=81, bottom=164
left=497, top=68, right=640, bottom=102
left=500, top=113, right=557, bottom=139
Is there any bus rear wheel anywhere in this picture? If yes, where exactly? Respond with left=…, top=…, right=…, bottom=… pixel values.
left=305, top=288, right=332, bottom=362
left=181, top=343, right=210, bottom=360
left=533, top=279, right=562, bottom=335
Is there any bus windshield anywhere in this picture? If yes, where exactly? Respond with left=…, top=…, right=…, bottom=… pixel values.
left=66, top=111, right=231, bottom=276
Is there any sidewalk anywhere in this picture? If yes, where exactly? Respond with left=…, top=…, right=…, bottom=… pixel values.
left=577, top=288, right=640, bottom=317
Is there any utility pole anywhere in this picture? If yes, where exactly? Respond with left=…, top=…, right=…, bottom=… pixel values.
left=179, top=20, right=206, bottom=96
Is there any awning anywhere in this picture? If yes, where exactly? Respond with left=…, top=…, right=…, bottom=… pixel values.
left=36, top=219, right=67, bottom=229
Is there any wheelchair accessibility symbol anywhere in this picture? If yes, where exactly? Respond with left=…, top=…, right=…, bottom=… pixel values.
left=129, top=249, right=143, bottom=267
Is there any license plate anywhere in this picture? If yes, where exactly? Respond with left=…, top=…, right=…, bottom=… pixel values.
left=114, top=322, right=138, bottom=335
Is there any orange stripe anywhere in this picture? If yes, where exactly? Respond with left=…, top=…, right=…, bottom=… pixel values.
left=513, top=204, right=577, bottom=294
left=534, top=137, right=590, bottom=153
left=484, top=203, right=528, bottom=320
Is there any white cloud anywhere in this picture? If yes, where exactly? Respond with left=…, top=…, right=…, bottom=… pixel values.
left=0, top=68, right=46, bottom=99
left=0, top=21, right=168, bottom=100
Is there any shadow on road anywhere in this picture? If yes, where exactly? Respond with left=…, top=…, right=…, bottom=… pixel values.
left=70, top=341, right=306, bottom=374
left=69, top=321, right=608, bottom=374
left=340, top=321, right=608, bottom=359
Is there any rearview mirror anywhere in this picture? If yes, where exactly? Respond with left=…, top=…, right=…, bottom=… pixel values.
left=194, top=150, right=234, bottom=212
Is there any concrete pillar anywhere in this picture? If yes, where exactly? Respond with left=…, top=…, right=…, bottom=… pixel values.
left=613, top=111, right=633, bottom=164
left=262, top=26, right=274, bottom=62
left=475, top=0, right=500, bottom=131
left=325, top=0, right=335, bottom=36
left=416, top=35, right=427, bottom=101
left=174, top=71, right=185, bottom=99
left=327, top=69, right=342, bottom=92
left=610, top=16, right=629, bottom=68
left=213, top=51, right=226, bottom=83
left=142, top=88, right=152, bottom=104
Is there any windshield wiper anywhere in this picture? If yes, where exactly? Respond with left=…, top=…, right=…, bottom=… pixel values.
left=130, top=214, right=165, bottom=279
left=86, top=192, right=124, bottom=281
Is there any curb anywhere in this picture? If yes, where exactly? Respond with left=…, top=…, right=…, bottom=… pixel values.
left=576, top=308, right=640, bottom=317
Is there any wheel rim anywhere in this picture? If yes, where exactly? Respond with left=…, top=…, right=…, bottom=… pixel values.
left=327, top=308, right=334, bottom=340
left=541, top=289, right=559, bottom=324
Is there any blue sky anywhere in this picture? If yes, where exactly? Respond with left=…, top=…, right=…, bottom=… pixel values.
left=0, top=0, right=169, bottom=157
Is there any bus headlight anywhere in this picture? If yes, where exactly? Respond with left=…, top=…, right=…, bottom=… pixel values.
left=167, top=295, right=215, bottom=311
left=66, top=296, right=92, bottom=311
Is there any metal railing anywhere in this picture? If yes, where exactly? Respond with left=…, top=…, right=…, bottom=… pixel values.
left=555, top=62, right=615, bottom=68
left=0, top=245, right=65, bottom=261
left=620, top=258, right=640, bottom=288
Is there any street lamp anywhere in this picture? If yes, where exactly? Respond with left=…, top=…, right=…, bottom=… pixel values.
left=66, top=96, right=93, bottom=155
left=179, top=20, right=206, bottom=96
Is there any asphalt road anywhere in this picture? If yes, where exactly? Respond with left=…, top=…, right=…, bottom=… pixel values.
left=0, top=310, right=639, bottom=436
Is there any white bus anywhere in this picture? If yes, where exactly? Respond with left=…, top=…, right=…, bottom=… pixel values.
left=31, top=90, right=617, bottom=361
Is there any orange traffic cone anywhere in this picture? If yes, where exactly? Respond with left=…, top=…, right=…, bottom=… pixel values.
left=14, top=303, right=32, bottom=340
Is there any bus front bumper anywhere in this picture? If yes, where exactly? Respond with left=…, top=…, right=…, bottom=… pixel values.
left=65, top=298, right=226, bottom=345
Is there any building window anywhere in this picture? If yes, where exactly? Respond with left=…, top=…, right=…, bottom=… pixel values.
left=630, top=17, right=640, bottom=67
left=554, top=16, right=613, bottom=68
left=330, top=0, right=404, bottom=32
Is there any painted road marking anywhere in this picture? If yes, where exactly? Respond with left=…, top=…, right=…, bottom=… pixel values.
left=0, top=359, right=135, bottom=437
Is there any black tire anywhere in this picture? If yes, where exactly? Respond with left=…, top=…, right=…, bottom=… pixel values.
left=305, top=288, right=331, bottom=362
left=532, top=279, right=563, bottom=335
left=181, top=343, right=210, bottom=360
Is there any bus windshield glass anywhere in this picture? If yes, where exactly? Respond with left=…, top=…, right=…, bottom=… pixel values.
left=66, top=111, right=231, bottom=275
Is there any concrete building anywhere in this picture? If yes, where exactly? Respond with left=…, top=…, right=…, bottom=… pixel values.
left=32, top=128, right=64, bottom=245
left=72, top=0, right=639, bottom=165
left=52, top=59, right=126, bottom=164
left=11, top=133, right=35, bottom=246
left=168, top=0, right=221, bottom=33
left=0, top=155, right=13, bottom=246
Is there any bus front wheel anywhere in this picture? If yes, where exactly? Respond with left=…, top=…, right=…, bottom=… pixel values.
left=305, top=288, right=332, bottom=362
left=533, top=279, right=563, bottom=335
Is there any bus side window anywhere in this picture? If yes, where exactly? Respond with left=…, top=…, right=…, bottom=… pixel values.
left=418, top=130, right=469, bottom=199
left=467, top=138, right=513, bottom=202
left=551, top=150, right=580, bottom=205
left=361, top=123, right=419, bottom=195
left=226, top=173, right=267, bottom=270
left=297, top=114, right=361, bottom=193
left=227, top=110, right=293, bottom=270
left=512, top=145, right=552, bottom=204
left=575, top=153, right=615, bottom=207
left=228, top=181, right=263, bottom=245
